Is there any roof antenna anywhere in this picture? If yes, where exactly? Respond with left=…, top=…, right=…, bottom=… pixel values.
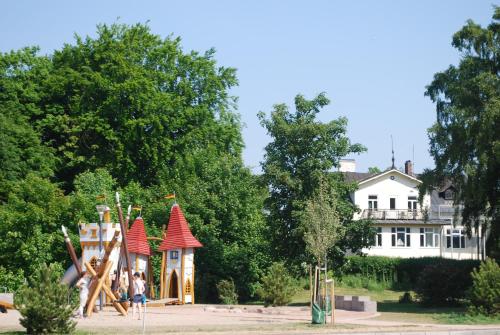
left=412, top=144, right=415, bottom=173
left=391, top=135, right=395, bottom=169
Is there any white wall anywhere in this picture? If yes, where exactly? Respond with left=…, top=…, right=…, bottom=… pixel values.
left=352, top=171, right=430, bottom=220
left=183, top=248, right=194, bottom=303
left=130, top=253, right=148, bottom=276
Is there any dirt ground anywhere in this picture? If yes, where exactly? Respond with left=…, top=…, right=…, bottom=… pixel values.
left=1, top=305, right=500, bottom=334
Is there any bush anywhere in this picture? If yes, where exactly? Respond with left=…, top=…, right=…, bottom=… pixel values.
left=15, top=263, right=78, bottom=334
left=399, top=292, right=413, bottom=304
left=468, top=259, right=500, bottom=316
left=415, top=262, right=472, bottom=306
left=257, top=262, right=298, bottom=307
left=217, top=279, right=238, bottom=305
left=338, top=274, right=390, bottom=291
left=0, top=266, right=25, bottom=292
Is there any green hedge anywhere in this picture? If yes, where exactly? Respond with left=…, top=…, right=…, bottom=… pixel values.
left=342, top=256, right=480, bottom=288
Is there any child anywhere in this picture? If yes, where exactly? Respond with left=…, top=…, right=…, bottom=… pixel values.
left=132, top=272, right=145, bottom=320
left=75, top=271, right=91, bottom=318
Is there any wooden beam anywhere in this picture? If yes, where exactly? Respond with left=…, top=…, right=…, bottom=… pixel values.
left=85, top=261, right=114, bottom=317
left=85, top=262, right=127, bottom=316
left=115, top=192, right=134, bottom=299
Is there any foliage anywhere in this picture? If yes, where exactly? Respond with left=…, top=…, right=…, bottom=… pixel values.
left=15, top=263, right=78, bottom=334
left=257, top=262, right=298, bottom=306
left=399, top=292, right=414, bottom=304
left=0, top=266, right=25, bottom=292
left=338, top=274, right=390, bottom=292
left=367, top=166, right=381, bottom=174
left=415, top=262, right=473, bottom=306
left=468, top=258, right=500, bottom=315
left=259, top=93, right=366, bottom=266
left=341, top=256, right=480, bottom=289
left=302, top=177, right=344, bottom=265
left=421, top=7, right=500, bottom=257
left=0, top=174, right=75, bottom=279
left=217, top=279, right=239, bottom=305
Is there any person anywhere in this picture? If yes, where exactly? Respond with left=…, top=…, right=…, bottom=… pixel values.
left=132, top=272, right=145, bottom=320
left=75, top=271, right=91, bottom=318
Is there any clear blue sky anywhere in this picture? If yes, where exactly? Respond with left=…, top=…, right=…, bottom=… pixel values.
left=0, top=1, right=495, bottom=173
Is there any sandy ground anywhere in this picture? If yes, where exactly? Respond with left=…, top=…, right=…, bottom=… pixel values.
left=1, top=305, right=500, bottom=334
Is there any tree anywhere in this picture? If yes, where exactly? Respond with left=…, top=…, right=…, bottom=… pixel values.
left=15, top=263, right=78, bottom=334
left=302, top=177, right=345, bottom=267
left=368, top=166, right=381, bottom=174
left=421, top=7, right=500, bottom=257
left=0, top=23, right=242, bottom=190
left=258, top=93, right=366, bottom=265
left=468, top=258, right=500, bottom=315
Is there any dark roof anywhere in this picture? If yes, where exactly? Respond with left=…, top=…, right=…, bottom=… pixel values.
left=343, top=172, right=375, bottom=182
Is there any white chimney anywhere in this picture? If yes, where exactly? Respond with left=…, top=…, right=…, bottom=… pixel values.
left=339, top=159, right=356, bottom=172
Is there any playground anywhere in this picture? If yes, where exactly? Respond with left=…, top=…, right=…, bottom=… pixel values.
left=3, top=304, right=500, bottom=334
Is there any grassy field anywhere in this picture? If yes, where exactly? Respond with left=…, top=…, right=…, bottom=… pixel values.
left=291, top=285, right=500, bottom=325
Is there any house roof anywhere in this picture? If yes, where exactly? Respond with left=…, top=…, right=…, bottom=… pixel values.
left=357, top=169, right=422, bottom=185
left=343, top=172, right=376, bottom=183
left=158, top=204, right=203, bottom=251
left=127, top=217, right=151, bottom=256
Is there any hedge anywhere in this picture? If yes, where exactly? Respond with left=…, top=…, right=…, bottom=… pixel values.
left=341, top=255, right=480, bottom=288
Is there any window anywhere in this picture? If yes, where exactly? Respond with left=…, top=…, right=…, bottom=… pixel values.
left=446, top=229, right=466, bottom=248
left=391, top=227, right=411, bottom=247
left=420, top=227, right=440, bottom=247
left=368, top=195, right=378, bottom=210
left=444, top=189, right=454, bottom=200
left=89, top=256, right=98, bottom=271
left=408, top=196, right=417, bottom=211
left=390, top=198, right=396, bottom=210
left=374, top=227, right=382, bottom=247
left=170, top=250, right=179, bottom=260
left=185, top=279, right=192, bottom=294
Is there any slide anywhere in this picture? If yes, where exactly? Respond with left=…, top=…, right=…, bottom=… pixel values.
left=61, top=258, right=82, bottom=286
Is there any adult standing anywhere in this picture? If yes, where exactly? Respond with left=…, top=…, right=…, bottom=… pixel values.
left=75, top=271, right=91, bottom=318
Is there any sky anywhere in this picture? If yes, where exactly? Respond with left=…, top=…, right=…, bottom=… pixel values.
left=0, top=1, right=496, bottom=173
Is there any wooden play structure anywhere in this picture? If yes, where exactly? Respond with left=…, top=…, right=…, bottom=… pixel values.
left=61, top=193, right=203, bottom=316
left=158, top=204, right=202, bottom=304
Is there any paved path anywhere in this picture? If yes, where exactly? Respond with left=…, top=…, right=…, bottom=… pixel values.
left=1, top=305, right=499, bottom=334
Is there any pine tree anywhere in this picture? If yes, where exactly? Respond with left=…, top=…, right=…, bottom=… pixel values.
left=15, top=263, right=78, bottom=334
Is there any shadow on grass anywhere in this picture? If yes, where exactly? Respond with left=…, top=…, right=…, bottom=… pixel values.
left=378, top=301, right=465, bottom=314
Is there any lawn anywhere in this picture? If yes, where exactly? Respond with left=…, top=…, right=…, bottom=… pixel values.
left=291, top=286, right=500, bottom=325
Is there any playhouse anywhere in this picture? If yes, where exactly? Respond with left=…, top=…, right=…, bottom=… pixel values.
left=158, top=204, right=203, bottom=304
left=126, top=216, right=152, bottom=282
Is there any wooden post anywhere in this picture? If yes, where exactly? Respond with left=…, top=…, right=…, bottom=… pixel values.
left=313, top=266, right=318, bottom=305
left=61, top=226, right=82, bottom=276
left=331, top=279, right=335, bottom=325
left=115, top=192, right=135, bottom=299
left=85, top=262, right=127, bottom=316
left=86, top=261, right=114, bottom=317
left=309, top=264, right=313, bottom=308
left=160, top=251, right=166, bottom=298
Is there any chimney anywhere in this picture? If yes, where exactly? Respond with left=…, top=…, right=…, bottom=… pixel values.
left=405, top=160, right=413, bottom=176
left=339, top=159, right=356, bottom=172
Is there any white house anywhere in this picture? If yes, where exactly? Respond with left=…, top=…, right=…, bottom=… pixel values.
left=342, top=159, right=485, bottom=260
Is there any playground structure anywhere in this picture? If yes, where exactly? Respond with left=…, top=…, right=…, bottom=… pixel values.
left=61, top=192, right=202, bottom=317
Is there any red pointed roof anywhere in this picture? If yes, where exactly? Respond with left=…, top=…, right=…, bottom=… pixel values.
left=127, top=217, right=151, bottom=256
left=158, top=204, right=203, bottom=251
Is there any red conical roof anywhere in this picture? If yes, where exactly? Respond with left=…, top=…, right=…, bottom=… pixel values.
left=158, top=204, right=203, bottom=251
left=127, top=217, right=151, bottom=256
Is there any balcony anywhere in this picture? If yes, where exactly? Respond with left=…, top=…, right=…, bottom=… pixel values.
left=361, top=209, right=426, bottom=220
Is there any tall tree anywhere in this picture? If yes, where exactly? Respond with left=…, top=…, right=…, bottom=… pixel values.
left=258, top=93, right=366, bottom=265
left=0, top=23, right=242, bottom=190
left=421, top=7, right=500, bottom=257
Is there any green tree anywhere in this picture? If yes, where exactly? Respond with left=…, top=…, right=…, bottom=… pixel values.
left=0, top=23, right=242, bottom=190
left=256, top=262, right=298, bottom=306
left=15, top=263, right=78, bottom=334
left=302, top=177, right=345, bottom=267
left=421, top=7, right=500, bottom=257
left=258, top=93, right=366, bottom=265
left=468, top=259, right=500, bottom=315
left=368, top=166, right=381, bottom=174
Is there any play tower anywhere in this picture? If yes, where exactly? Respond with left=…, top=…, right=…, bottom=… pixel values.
left=159, top=204, right=202, bottom=304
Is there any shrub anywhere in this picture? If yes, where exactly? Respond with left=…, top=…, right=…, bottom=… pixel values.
left=468, top=259, right=500, bottom=316
left=217, top=279, right=238, bottom=305
left=415, top=262, right=472, bottom=306
left=257, top=262, right=298, bottom=307
left=15, top=263, right=78, bottom=334
left=338, top=274, right=390, bottom=291
left=0, top=266, right=25, bottom=292
left=399, top=292, right=413, bottom=304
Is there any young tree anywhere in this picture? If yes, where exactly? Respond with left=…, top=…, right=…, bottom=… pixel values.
left=15, top=263, right=78, bottom=334
left=302, top=177, right=345, bottom=267
left=259, top=93, right=366, bottom=265
left=421, top=7, right=500, bottom=257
